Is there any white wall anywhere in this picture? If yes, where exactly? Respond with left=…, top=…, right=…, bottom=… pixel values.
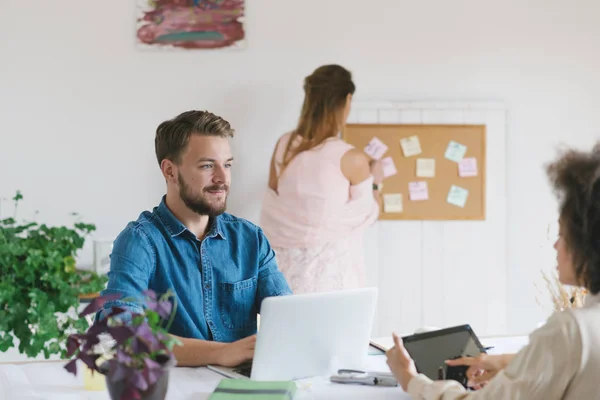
left=2, top=0, right=600, bottom=336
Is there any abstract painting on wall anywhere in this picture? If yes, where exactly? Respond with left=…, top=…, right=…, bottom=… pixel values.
left=136, top=0, right=246, bottom=50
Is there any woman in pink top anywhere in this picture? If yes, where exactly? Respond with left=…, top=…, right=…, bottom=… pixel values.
left=260, top=64, right=384, bottom=294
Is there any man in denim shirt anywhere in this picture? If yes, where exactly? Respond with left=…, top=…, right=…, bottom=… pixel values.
left=100, top=110, right=292, bottom=367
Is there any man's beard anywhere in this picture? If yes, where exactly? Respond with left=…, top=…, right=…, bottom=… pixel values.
left=178, top=172, right=228, bottom=217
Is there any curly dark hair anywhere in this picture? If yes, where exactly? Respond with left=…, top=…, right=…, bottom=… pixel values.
left=546, top=143, right=600, bottom=294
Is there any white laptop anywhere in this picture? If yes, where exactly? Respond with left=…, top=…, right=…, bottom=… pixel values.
left=207, top=287, right=378, bottom=381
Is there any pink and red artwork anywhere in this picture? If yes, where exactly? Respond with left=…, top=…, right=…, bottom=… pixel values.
left=136, top=0, right=246, bottom=50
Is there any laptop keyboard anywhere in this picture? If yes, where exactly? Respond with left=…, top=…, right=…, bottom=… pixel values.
left=233, top=361, right=253, bottom=377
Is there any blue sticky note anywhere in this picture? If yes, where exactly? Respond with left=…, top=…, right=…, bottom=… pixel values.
left=444, top=141, right=467, bottom=162
left=447, top=185, right=469, bottom=208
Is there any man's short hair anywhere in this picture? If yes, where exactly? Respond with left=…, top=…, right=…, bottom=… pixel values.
left=155, top=110, right=235, bottom=166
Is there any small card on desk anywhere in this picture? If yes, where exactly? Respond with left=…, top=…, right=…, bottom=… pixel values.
left=209, top=378, right=297, bottom=400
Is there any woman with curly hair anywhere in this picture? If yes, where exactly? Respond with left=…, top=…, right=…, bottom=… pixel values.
left=386, top=143, right=600, bottom=399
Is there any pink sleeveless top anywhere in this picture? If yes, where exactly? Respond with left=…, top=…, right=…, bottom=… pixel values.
left=260, top=132, right=379, bottom=293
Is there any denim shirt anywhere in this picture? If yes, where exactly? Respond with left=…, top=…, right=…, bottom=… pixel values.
left=100, top=197, right=292, bottom=342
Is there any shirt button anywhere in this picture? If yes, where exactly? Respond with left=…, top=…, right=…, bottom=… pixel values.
left=205, top=284, right=210, bottom=289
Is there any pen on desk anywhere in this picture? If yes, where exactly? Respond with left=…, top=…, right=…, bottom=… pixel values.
left=483, top=346, right=494, bottom=351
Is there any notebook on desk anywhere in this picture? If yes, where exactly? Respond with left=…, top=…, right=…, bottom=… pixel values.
left=208, top=287, right=378, bottom=381
left=208, top=379, right=297, bottom=400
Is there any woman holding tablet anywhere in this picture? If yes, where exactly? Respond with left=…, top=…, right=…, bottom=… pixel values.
left=386, top=143, right=600, bottom=399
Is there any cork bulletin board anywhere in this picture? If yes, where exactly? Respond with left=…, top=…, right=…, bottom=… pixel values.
left=343, top=124, right=486, bottom=220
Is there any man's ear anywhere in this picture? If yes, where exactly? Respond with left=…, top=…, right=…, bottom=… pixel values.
left=160, top=159, right=178, bottom=184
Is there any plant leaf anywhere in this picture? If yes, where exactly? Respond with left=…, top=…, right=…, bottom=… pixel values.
left=116, top=349, right=133, bottom=365
left=142, top=358, right=163, bottom=385
left=64, top=359, right=78, bottom=376
left=108, top=359, right=130, bottom=383
left=0, top=195, right=106, bottom=360
left=66, top=335, right=82, bottom=357
left=13, top=191, right=23, bottom=202
left=157, top=300, right=173, bottom=320
left=131, top=337, right=150, bottom=354
left=131, top=370, right=149, bottom=391
left=135, top=323, right=159, bottom=351
left=108, top=325, right=134, bottom=344
left=78, top=293, right=122, bottom=317
left=78, top=351, right=101, bottom=371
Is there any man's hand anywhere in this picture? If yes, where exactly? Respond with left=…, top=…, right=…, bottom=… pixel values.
left=215, top=335, right=257, bottom=367
left=386, top=333, right=418, bottom=391
left=445, top=353, right=515, bottom=389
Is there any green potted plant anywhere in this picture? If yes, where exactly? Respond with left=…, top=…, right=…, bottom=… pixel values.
left=65, top=290, right=181, bottom=400
left=0, top=191, right=107, bottom=358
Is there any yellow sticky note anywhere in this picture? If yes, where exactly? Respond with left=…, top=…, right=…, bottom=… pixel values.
left=383, top=194, right=403, bottom=213
left=400, top=136, right=422, bottom=157
left=416, top=158, right=435, bottom=178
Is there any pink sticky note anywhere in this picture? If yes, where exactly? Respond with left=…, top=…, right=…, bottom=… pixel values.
left=364, top=137, right=388, bottom=160
left=409, top=181, right=429, bottom=201
left=381, top=156, right=397, bottom=178
left=458, top=157, right=478, bottom=177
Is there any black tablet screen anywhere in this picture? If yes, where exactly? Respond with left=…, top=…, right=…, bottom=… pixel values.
left=403, top=327, right=484, bottom=380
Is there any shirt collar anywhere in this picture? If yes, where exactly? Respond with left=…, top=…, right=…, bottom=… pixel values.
left=156, top=196, right=226, bottom=240
left=206, top=215, right=227, bottom=240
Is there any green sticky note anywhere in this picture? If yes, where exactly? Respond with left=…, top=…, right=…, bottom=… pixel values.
left=447, top=185, right=469, bottom=208
left=444, top=141, right=467, bottom=163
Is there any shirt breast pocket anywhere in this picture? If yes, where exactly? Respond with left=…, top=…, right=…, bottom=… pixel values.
left=219, top=277, right=258, bottom=331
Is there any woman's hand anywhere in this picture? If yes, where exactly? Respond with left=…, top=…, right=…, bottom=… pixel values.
left=386, top=333, right=418, bottom=391
left=369, top=160, right=385, bottom=185
left=445, top=353, right=515, bottom=389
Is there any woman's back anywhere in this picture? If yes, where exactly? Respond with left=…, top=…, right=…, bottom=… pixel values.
left=564, top=296, right=600, bottom=398
left=261, top=131, right=378, bottom=249
left=260, top=132, right=379, bottom=293
left=491, top=297, right=600, bottom=399
left=275, top=132, right=354, bottom=211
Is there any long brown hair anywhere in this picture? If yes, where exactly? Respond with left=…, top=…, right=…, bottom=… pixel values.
left=280, top=64, right=356, bottom=172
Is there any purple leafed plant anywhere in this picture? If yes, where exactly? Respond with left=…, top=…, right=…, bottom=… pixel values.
left=64, top=290, right=181, bottom=400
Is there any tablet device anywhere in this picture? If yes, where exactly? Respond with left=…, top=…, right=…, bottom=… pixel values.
left=401, top=324, right=486, bottom=388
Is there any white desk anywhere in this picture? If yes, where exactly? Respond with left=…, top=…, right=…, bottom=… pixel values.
left=0, top=336, right=528, bottom=400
